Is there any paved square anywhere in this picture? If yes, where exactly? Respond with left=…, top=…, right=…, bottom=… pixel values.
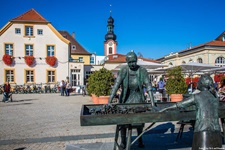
left=0, top=93, right=224, bottom=150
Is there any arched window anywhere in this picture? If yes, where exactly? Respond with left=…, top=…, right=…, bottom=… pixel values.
left=215, top=57, right=225, bottom=67
left=197, top=58, right=203, bottom=63
left=168, top=62, right=173, bottom=67
left=109, top=47, right=112, bottom=54
left=182, top=61, right=186, bottom=64
left=189, top=59, right=193, bottom=62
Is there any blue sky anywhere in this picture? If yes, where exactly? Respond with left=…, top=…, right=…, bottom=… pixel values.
left=1, top=0, right=225, bottom=59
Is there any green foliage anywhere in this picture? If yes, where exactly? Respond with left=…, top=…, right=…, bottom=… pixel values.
left=165, top=66, right=188, bottom=95
left=87, top=68, right=114, bottom=97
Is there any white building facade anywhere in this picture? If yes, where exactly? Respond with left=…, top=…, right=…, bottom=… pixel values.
left=0, top=9, right=70, bottom=86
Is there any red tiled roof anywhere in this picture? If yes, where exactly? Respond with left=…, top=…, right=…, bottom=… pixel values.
left=156, top=31, right=225, bottom=61
left=179, top=40, right=225, bottom=54
left=138, top=57, right=158, bottom=63
left=205, top=40, right=225, bottom=46
left=106, top=54, right=126, bottom=63
left=58, top=31, right=91, bottom=55
left=105, top=53, right=158, bottom=63
left=11, top=9, right=48, bottom=23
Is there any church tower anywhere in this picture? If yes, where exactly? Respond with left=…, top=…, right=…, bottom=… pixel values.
left=104, top=14, right=117, bottom=56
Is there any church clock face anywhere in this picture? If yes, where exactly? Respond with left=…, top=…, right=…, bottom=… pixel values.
left=108, top=41, right=113, bottom=46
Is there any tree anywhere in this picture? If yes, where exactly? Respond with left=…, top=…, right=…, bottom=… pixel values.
left=165, top=66, right=188, bottom=95
left=87, top=68, right=114, bottom=96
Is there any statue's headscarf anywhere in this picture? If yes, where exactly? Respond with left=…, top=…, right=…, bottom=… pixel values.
left=197, top=74, right=218, bottom=97
left=126, top=51, right=137, bottom=62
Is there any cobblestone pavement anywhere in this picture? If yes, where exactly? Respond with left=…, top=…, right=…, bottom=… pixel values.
left=0, top=93, right=116, bottom=150
left=0, top=93, right=224, bottom=150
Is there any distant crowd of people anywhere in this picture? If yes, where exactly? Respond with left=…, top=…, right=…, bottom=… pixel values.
left=60, top=80, right=72, bottom=96
left=59, top=80, right=86, bottom=97
left=1, top=79, right=86, bottom=102
left=150, top=76, right=225, bottom=102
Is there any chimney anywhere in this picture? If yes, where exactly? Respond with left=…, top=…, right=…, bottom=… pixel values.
left=72, top=32, right=75, bottom=39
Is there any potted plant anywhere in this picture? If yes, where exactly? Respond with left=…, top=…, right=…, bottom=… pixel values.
left=24, top=55, right=35, bottom=66
left=46, top=56, right=57, bottom=67
left=87, top=68, right=114, bottom=104
left=2, top=54, right=13, bottom=66
left=165, top=66, right=188, bottom=102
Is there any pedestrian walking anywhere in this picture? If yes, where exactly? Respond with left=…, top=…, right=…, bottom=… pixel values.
left=157, top=78, right=165, bottom=94
left=60, top=80, right=65, bottom=96
left=2, top=81, right=11, bottom=102
left=81, top=86, right=86, bottom=97
left=65, top=82, right=71, bottom=96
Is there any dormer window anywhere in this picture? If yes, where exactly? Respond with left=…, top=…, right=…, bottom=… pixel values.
left=72, top=45, right=76, bottom=50
left=113, top=55, right=118, bottom=59
left=222, top=34, right=225, bottom=42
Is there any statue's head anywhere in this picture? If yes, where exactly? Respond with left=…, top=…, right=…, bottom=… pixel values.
left=197, top=74, right=214, bottom=91
left=126, top=51, right=137, bottom=70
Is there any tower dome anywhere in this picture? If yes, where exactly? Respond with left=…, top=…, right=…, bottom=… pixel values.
left=108, top=16, right=114, bottom=23
left=105, top=16, right=117, bottom=41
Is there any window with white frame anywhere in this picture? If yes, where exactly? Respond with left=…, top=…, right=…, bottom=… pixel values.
left=25, top=44, right=33, bottom=56
left=79, top=57, right=83, bottom=62
left=47, top=70, right=55, bottom=83
left=25, top=26, right=33, bottom=36
left=5, top=44, right=13, bottom=56
left=5, top=69, right=14, bottom=82
left=26, top=70, right=34, bottom=83
left=47, top=45, right=55, bottom=56
left=215, top=57, right=225, bottom=67
left=15, top=28, right=21, bottom=34
left=90, top=57, right=94, bottom=64
left=37, top=29, right=43, bottom=35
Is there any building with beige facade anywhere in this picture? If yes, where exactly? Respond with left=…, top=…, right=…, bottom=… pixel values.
left=156, top=32, right=225, bottom=68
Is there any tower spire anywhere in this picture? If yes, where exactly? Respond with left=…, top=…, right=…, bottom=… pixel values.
left=110, top=4, right=112, bottom=16
left=104, top=5, right=117, bottom=56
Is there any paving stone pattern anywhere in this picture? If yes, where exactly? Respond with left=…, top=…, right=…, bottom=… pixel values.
left=0, top=93, right=224, bottom=150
